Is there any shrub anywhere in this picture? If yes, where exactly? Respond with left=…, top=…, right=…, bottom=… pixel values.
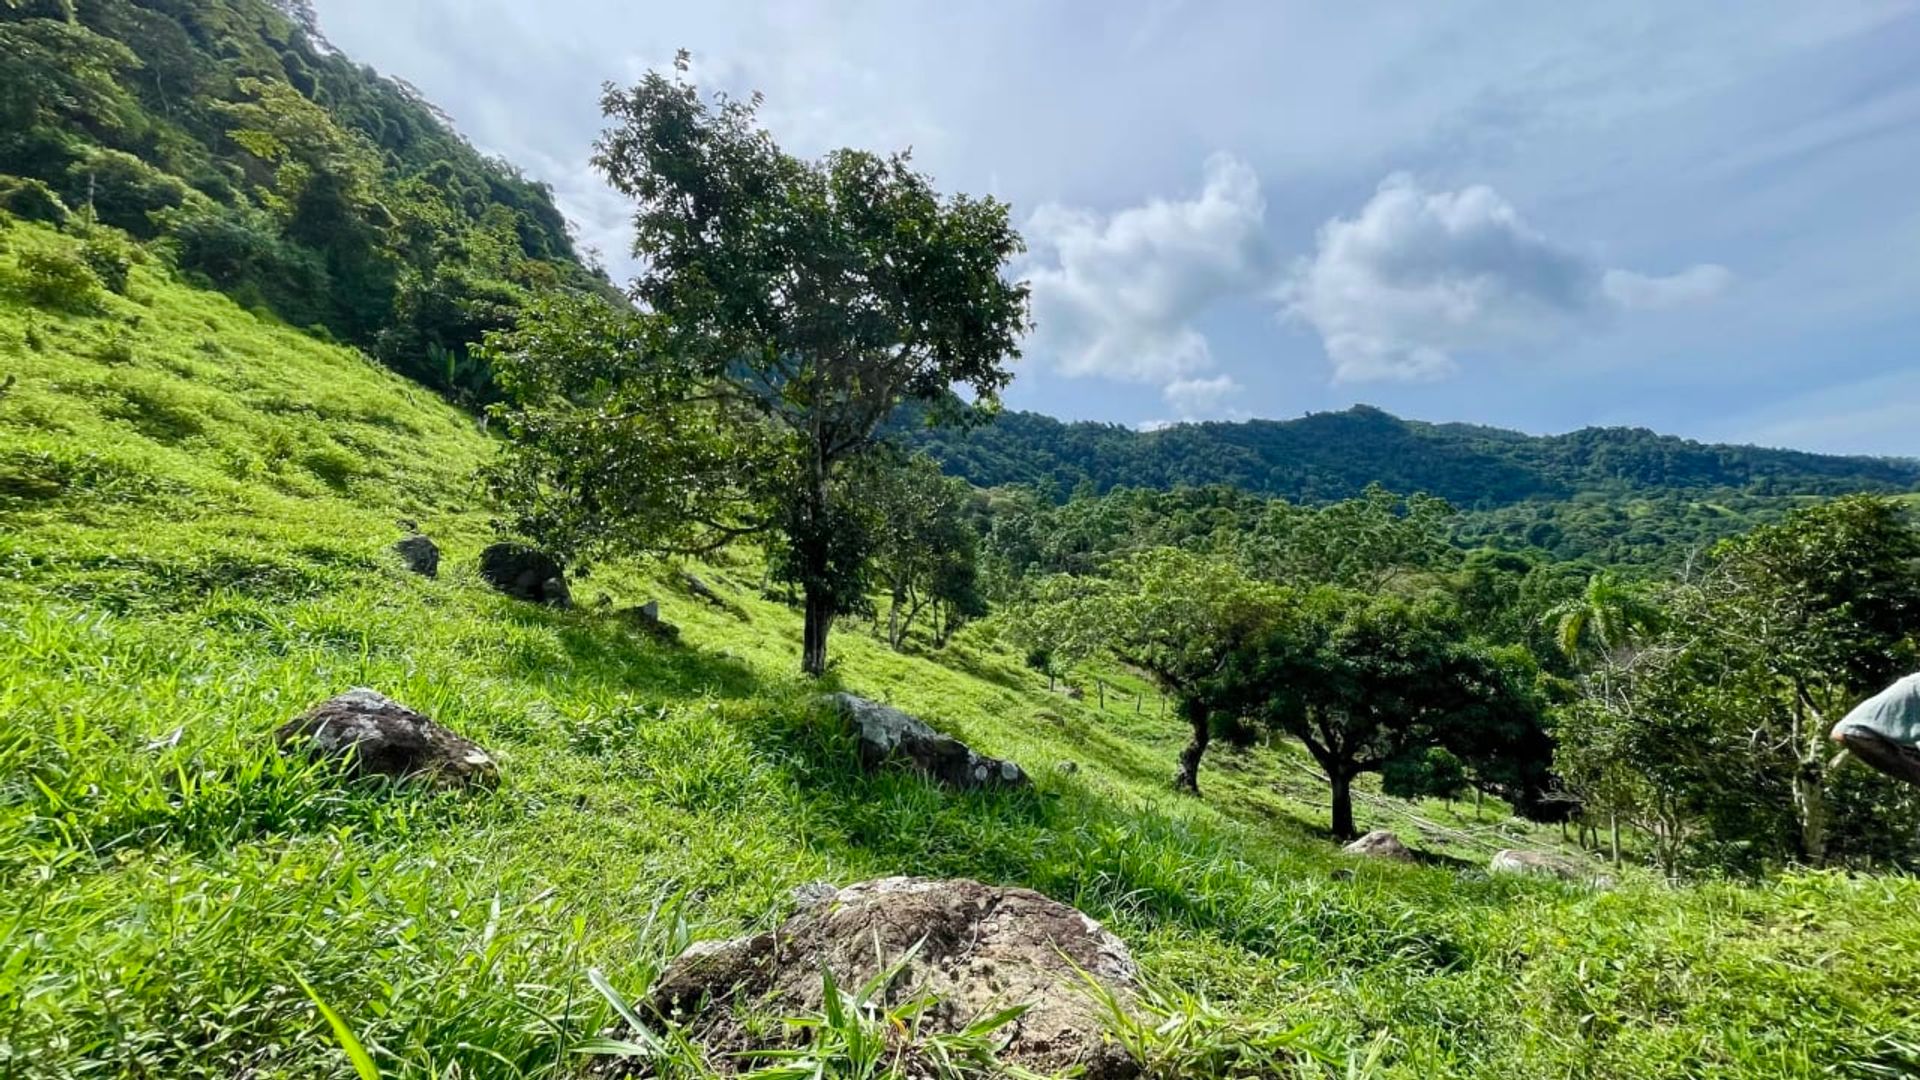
left=65, top=149, right=188, bottom=237
left=301, top=444, right=364, bottom=488
left=79, top=231, right=135, bottom=294
left=96, top=328, right=135, bottom=365
left=15, top=248, right=104, bottom=313
left=0, top=176, right=69, bottom=227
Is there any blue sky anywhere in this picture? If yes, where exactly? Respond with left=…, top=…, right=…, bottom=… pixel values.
left=318, top=1, right=1920, bottom=456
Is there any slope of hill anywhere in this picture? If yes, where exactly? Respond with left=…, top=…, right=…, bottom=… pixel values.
left=908, top=404, right=1920, bottom=507
left=5, top=222, right=1920, bottom=1077
left=0, top=0, right=602, bottom=402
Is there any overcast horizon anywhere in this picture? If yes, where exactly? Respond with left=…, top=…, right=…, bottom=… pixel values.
left=317, top=1, right=1920, bottom=458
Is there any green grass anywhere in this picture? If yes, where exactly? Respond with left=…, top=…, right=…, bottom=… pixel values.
left=4, top=216, right=1920, bottom=1079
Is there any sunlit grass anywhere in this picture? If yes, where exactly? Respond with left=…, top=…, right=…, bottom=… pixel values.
left=3, top=217, right=1918, bottom=1078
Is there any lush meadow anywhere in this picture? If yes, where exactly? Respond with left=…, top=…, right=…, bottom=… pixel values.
left=3, top=221, right=1919, bottom=1078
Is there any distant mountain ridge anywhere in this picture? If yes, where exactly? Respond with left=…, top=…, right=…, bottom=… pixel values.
left=905, top=404, right=1920, bottom=508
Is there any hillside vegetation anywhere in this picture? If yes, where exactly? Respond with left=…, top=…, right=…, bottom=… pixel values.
left=5, top=220, right=1920, bottom=1077
left=0, top=0, right=601, bottom=402
left=903, top=406, right=1920, bottom=565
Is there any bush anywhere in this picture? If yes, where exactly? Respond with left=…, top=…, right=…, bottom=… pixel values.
left=79, top=231, right=135, bottom=294
left=168, top=205, right=328, bottom=327
left=15, top=248, right=104, bottom=312
left=96, top=328, right=135, bottom=365
left=66, top=149, right=188, bottom=237
left=0, top=176, right=69, bottom=227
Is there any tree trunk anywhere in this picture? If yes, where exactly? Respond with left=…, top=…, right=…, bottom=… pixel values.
left=1609, top=813, right=1621, bottom=866
left=1793, top=757, right=1829, bottom=867
left=1329, top=770, right=1356, bottom=840
left=1172, top=698, right=1209, bottom=795
left=887, top=589, right=902, bottom=649
left=801, top=587, right=834, bottom=677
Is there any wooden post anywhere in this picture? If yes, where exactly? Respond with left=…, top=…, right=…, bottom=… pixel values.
left=1097, top=679, right=1105, bottom=709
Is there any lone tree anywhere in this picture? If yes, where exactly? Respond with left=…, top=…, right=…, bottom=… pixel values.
left=1221, top=590, right=1553, bottom=839
left=484, top=58, right=1028, bottom=675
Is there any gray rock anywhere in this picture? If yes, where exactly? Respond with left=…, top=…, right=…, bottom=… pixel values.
left=1056, top=760, right=1080, bottom=775
left=630, top=877, right=1139, bottom=1079
left=478, top=543, right=570, bottom=607
left=276, top=688, right=497, bottom=788
left=615, top=602, right=678, bottom=640
left=1489, top=849, right=1583, bottom=881
left=788, top=880, right=839, bottom=909
left=392, top=534, right=439, bottom=578
left=827, top=693, right=1028, bottom=791
left=681, top=572, right=724, bottom=606
left=1343, top=829, right=1414, bottom=862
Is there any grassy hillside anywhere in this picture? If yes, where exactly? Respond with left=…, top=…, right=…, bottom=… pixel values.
left=5, top=218, right=1920, bottom=1078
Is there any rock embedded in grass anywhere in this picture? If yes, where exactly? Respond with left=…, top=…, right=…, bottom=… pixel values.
left=633, top=876, right=1140, bottom=1078
left=1489, top=848, right=1584, bottom=881
left=477, top=542, right=571, bottom=607
left=828, top=692, right=1029, bottom=791
left=276, top=688, right=498, bottom=788
left=1343, top=829, right=1414, bottom=861
left=392, top=533, right=439, bottom=577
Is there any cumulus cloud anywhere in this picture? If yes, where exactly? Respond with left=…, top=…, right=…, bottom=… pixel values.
left=1281, top=175, right=1730, bottom=381
left=1022, top=154, right=1270, bottom=385
left=1161, top=374, right=1244, bottom=420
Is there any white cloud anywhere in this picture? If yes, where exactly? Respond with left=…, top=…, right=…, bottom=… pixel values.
left=1022, top=154, right=1270, bottom=385
left=1602, top=264, right=1734, bottom=309
left=1162, top=374, right=1244, bottom=420
left=1281, top=174, right=1730, bottom=381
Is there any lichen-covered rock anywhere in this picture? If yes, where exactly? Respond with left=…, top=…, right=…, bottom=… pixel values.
left=277, top=688, right=497, bottom=787
left=477, top=542, right=570, bottom=607
left=1343, top=829, right=1414, bottom=861
left=1489, top=848, right=1582, bottom=881
left=828, top=693, right=1028, bottom=791
left=628, top=877, right=1139, bottom=1078
left=392, top=534, right=439, bottom=578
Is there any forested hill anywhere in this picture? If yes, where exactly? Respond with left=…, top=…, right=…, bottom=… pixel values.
left=0, top=0, right=603, bottom=400
left=906, top=404, right=1920, bottom=508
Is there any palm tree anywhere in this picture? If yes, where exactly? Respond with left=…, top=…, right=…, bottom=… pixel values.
left=1543, top=571, right=1664, bottom=666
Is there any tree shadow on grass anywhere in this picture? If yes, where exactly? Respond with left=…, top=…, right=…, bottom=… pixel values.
left=489, top=601, right=766, bottom=701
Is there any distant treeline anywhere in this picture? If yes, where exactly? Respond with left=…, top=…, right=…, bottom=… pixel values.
left=901, top=404, right=1920, bottom=565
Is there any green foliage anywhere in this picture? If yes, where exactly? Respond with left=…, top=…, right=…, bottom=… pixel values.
left=908, top=403, right=1920, bottom=510
left=1541, top=570, right=1664, bottom=664
left=0, top=173, right=68, bottom=225
left=863, top=454, right=985, bottom=650
left=0, top=0, right=604, bottom=399
left=490, top=61, right=1027, bottom=676
left=6, top=225, right=1920, bottom=1077
left=12, top=244, right=103, bottom=311
left=906, top=405, right=1919, bottom=568
left=1218, top=590, right=1554, bottom=838
left=78, top=226, right=134, bottom=293
left=1559, top=497, right=1920, bottom=874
